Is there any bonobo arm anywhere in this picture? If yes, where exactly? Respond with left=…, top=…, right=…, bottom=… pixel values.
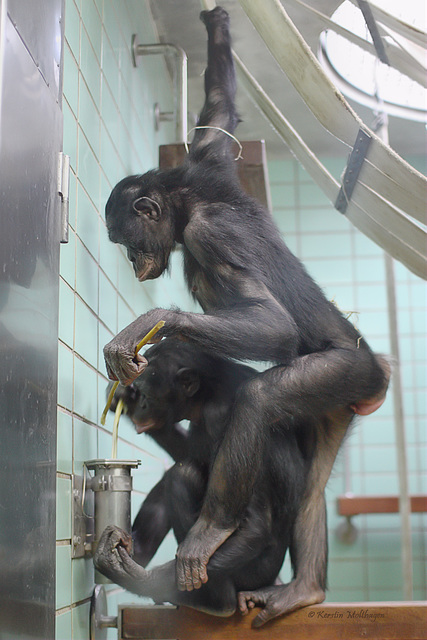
left=148, top=422, right=190, bottom=463
left=103, top=302, right=298, bottom=385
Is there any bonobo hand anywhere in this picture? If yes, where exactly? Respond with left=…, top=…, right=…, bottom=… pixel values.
left=94, top=525, right=147, bottom=591
left=175, top=518, right=235, bottom=591
left=103, top=310, right=166, bottom=385
left=238, top=581, right=325, bottom=628
left=200, top=6, right=230, bottom=30
left=106, top=381, right=139, bottom=414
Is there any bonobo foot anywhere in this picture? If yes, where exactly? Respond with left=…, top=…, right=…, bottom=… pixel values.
left=94, top=525, right=147, bottom=592
left=238, top=580, right=325, bottom=628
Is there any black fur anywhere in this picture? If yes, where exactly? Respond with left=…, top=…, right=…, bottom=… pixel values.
left=102, top=7, right=390, bottom=626
left=95, top=338, right=310, bottom=616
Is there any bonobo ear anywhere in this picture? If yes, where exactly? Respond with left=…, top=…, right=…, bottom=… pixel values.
left=133, top=197, right=161, bottom=221
left=176, top=368, right=200, bottom=397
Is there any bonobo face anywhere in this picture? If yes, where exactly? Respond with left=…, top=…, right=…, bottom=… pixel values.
left=130, top=358, right=175, bottom=433
left=105, top=173, right=175, bottom=282
left=127, top=342, right=201, bottom=434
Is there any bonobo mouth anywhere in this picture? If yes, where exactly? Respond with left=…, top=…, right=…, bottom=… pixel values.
left=131, top=418, right=161, bottom=434
left=135, top=259, right=155, bottom=282
left=135, top=259, right=164, bottom=282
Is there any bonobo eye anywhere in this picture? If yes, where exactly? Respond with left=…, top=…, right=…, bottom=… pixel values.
left=133, top=197, right=161, bottom=221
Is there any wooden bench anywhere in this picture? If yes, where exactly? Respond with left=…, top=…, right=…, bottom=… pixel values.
left=118, top=602, right=427, bottom=639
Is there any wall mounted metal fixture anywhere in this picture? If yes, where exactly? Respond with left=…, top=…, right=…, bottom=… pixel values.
left=131, top=37, right=188, bottom=143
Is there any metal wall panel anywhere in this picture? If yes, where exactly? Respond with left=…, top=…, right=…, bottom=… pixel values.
left=7, top=0, right=63, bottom=102
left=0, top=5, right=63, bottom=638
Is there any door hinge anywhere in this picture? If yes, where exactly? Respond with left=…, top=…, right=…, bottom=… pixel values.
left=58, top=152, right=70, bottom=243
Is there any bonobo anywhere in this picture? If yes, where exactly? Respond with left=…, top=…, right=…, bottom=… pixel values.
left=102, top=6, right=390, bottom=626
left=95, top=338, right=310, bottom=616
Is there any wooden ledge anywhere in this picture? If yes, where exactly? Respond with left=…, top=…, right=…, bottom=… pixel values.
left=337, top=495, right=427, bottom=516
left=119, top=601, right=427, bottom=640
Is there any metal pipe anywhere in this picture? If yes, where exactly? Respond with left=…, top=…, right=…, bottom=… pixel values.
left=385, top=255, right=414, bottom=599
left=86, top=459, right=140, bottom=584
left=375, top=118, right=413, bottom=600
left=131, top=39, right=188, bottom=143
left=0, top=0, right=7, bottom=148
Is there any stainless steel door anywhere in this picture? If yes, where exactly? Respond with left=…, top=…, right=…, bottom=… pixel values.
left=0, top=1, right=63, bottom=637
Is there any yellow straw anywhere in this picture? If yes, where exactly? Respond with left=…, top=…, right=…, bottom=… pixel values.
left=100, top=320, right=165, bottom=426
left=101, top=381, right=120, bottom=426
left=111, top=398, right=124, bottom=458
left=134, top=320, right=166, bottom=352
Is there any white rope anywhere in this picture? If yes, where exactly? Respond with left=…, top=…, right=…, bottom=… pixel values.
left=185, top=125, right=243, bottom=160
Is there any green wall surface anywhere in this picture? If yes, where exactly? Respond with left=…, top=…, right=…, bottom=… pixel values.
left=57, top=1, right=196, bottom=637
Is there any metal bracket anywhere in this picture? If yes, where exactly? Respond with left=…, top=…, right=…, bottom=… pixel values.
left=356, top=0, right=389, bottom=65
left=335, top=129, right=372, bottom=214
left=90, top=585, right=117, bottom=640
left=58, top=151, right=70, bottom=243
left=71, top=473, right=94, bottom=558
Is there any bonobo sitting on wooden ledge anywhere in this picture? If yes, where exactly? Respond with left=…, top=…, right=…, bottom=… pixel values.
left=94, top=338, right=312, bottom=616
left=102, top=6, right=390, bottom=626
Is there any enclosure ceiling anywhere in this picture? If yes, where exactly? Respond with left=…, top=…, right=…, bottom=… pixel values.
left=148, top=0, right=427, bottom=160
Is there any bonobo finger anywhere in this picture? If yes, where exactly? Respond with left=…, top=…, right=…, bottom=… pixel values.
left=106, top=357, right=142, bottom=386
left=185, top=562, right=195, bottom=591
left=238, top=589, right=270, bottom=618
left=237, top=593, right=250, bottom=615
left=191, top=560, right=204, bottom=590
left=133, top=354, right=148, bottom=369
left=95, top=526, right=122, bottom=565
left=176, top=559, right=192, bottom=592
left=117, top=529, right=133, bottom=555
left=109, top=525, right=129, bottom=549
left=198, top=560, right=208, bottom=587
left=238, top=592, right=262, bottom=615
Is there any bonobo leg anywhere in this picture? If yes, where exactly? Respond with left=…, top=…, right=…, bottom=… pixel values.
left=238, top=425, right=338, bottom=627
left=94, top=526, right=237, bottom=617
left=176, top=349, right=390, bottom=599
left=133, top=461, right=205, bottom=567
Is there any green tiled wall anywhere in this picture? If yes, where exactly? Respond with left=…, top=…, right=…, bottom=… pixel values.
left=56, top=1, right=196, bottom=638
left=269, top=157, right=427, bottom=603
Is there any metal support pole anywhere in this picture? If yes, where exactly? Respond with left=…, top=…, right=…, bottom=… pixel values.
left=376, top=120, right=413, bottom=600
